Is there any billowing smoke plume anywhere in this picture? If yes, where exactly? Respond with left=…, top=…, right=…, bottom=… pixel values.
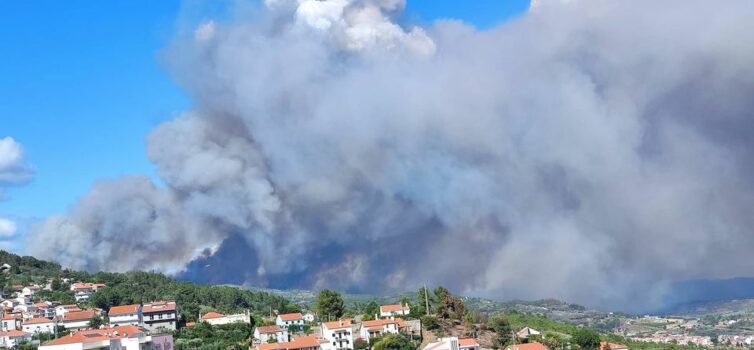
left=26, top=0, right=754, bottom=311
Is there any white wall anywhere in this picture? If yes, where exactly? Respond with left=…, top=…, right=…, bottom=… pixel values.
left=22, top=322, right=55, bottom=334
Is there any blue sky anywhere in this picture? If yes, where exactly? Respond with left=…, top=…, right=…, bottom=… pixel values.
left=0, top=0, right=530, bottom=243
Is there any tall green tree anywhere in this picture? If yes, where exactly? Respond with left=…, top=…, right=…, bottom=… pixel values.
left=315, top=289, right=345, bottom=321
left=363, top=300, right=380, bottom=320
left=571, top=328, right=601, bottom=350
left=414, top=287, right=433, bottom=317
left=488, top=315, right=512, bottom=347
left=372, top=334, right=415, bottom=350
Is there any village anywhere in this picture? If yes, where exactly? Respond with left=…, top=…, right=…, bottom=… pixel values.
left=0, top=273, right=637, bottom=350
left=616, top=314, right=754, bottom=348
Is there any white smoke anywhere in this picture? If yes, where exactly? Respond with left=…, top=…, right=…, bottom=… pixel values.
left=26, top=0, right=754, bottom=311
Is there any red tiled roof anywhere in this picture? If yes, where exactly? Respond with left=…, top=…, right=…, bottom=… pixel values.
left=2, top=313, right=22, bottom=320
left=254, top=336, right=325, bottom=350
left=506, top=342, right=549, bottom=350
left=322, top=319, right=352, bottom=329
left=361, top=318, right=405, bottom=328
left=23, top=317, right=54, bottom=325
left=256, top=325, right=285, bottom=334
left=201, top=312, right=225, bottom=320
left=63, top=310, right=95, bottom=322
left=0, top=330, right=30, bottom=337
left=59, top=305, right=79, bottom=310
left=279, top=313, right=303, bottom=321
left=44, top=325, right=142, bottom=346
left=108, top=304, right=140, bottom=316
left=143, top=301, right=176, bottom=313
left=379, top=304, right=408, bottom=313
left=458, top=339, right=479, bottom=347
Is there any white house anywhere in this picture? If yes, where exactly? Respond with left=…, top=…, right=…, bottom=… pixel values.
left=0, top=300, right=19, bottom=310
left=55, top=305, right=81, bottom=317
left=320, top=319, right=353, bottom=350
left=303, top=312, right=317, bottom=323
left=423, top=338, right=480, bottom=350
left=60, top=310, right=95, bottom=331
left=22, top=317, right=55, bottom=334
left=1, top=313, right=22, bottom=331
left=108, top=304, right=142, bottom=326
left=254, top=325, right=289, bottom=343
left=276, top=313, right=304, bottom=328
left=378, top=304, right=410, bottom=318
left=38, top=325, right=173, bottom=350
left=201, top=312, right=250, bottom=326
left=358, top=318, right=406, bottom=341
left=20, top=286, right=40, bottom=298
left=0, top=330, right=32, bottom=347
left=142, top=301, right=178, bottom=332
left=74, top=291, right=92, bottom=302
left=516, top=327, right=541, bottom=340
left=14, top=303, right=38, bottom=315
left=69, top=282, right=106, bottom=293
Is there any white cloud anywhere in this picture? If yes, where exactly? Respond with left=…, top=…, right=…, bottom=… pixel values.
left=0, top=137, right=33, bottom=187
left=0, top=218, right=17, bottom=238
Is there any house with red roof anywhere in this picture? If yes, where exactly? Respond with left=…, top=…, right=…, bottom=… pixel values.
left=379, top=304, right=410, bottom=318
left=142, top=301, right=178, bottom=332
left=22, top=317, right=55, bottom=334
left=253, top=335, right=326, bottom=350
left=276, top=313, right=305, bottom=328
left=38, top=325, right=173, bottom=350
left=254, top=325, right=289, bottom=344
left=504, top=342, right=549, bottom=350
left=54, top=304, right=82, bottom=317
left=1, top=313, right=22, bottom=331
left=358, top=318, right=408, bottom=341
left=61, top=310, right=96, bottom=331
left=320, top=319, right=353, bottom=350
left=423, top=337, right=480, bottom=350
left=0, top=329, right=32, bottom=347
left=108, top=304, right=142, bottom=327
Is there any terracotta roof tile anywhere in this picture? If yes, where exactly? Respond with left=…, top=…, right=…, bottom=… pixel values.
left=256, top=325, right=285, bottom=334
left=279, top=313, right=303, bottom=321
left=201, top=312, right=225, bottom=320
left=108, top=304, right=140, bottom=316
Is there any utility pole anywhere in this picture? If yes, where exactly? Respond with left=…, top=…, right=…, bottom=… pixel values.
left=511, top=331, right=516, bottom=350
left=424, top=284, right=430, bottom=316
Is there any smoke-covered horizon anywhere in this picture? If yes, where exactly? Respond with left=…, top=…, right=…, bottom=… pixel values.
left=26, top=0, right=754, bottom=312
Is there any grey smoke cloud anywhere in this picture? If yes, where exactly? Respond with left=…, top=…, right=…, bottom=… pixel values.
left=26, top=0, right=754, bottom=311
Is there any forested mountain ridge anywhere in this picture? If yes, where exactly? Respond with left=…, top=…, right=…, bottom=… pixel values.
left=0, top=250, right=299, bottom=322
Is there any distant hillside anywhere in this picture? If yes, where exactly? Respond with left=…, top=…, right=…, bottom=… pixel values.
left=658, top=277, right=754, bottom=315
left=248, top=286, right=622, bottom=330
